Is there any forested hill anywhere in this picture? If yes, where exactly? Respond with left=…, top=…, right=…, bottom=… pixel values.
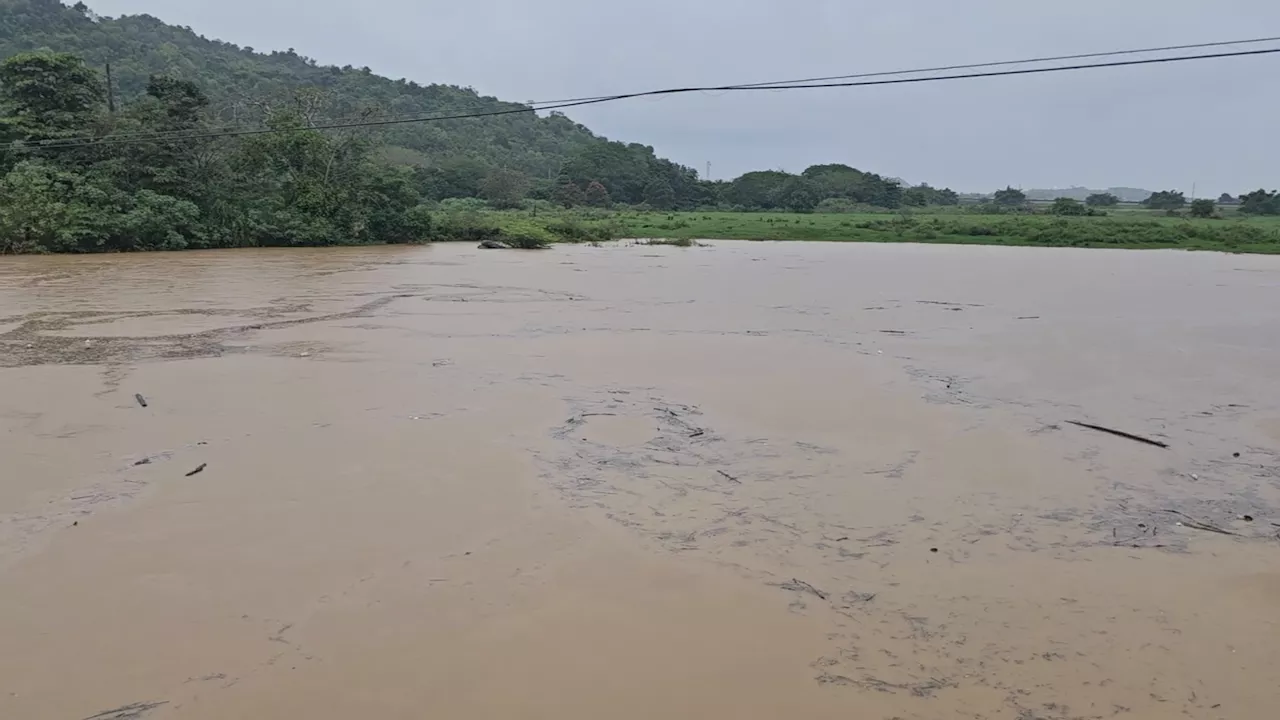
left=0, top=0, right=969, bottom=255
left=0, top=0, right=625, bottom=180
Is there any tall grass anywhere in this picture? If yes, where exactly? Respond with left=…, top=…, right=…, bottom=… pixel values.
left=429, top=208, right=1280, bottom=254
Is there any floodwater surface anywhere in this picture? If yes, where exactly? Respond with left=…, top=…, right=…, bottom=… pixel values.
left=1, top=242, right=1278, bottom=720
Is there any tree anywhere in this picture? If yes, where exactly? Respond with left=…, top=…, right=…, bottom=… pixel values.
left=992, top=187, right=1026, bottom=207
left=0, top=51, right=104, bottom=141
left=554, top=181, right=585, bottom=208
left=559, top=140, right=697, bottom=206
left=932, top=187, right=960, bottom=206
left=479, top=168, right=529, bottom=209
left=122, top=75, right=218, bottom=201
left=1238, top=189, right=1280, bottom=216
left=0, top=160, right=81, bottom=253
left=0, top=158, right=182, bottom=253
left=641, top=178, right=676, bottom=210
left=770, top=176, right=820, bottom=212
left=1141, top=190, right=1186, bottom=211
left=1049, top=197, right=1087, bottom=216
left=1188, top=199, right=1216, bottom=218
left=802, top=164, right=902, bottom=208
left=413, top=157, right=488, bottom=201
left=584, top=180, right=611, bottom=208
left=1085, top=193, right=1119, bottom=208
left=1218, top=193, right=1236, bottom=205
left=902, top=187, right=929, bottom=207
left=231, top=102, right=419, bottom=246
left=117, top=190, right=203, bottom=251
left=903, top=184, right=958, bottom=207
left=144, top=75, right=210, bottom=125
left=727, top=171, right=792, bottom=208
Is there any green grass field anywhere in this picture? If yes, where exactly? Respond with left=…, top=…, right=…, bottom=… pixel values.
left=486, top=209, right=1280, bottom=254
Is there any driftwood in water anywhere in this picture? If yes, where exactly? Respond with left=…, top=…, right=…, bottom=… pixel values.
left=777, top=578, right=828, bottom=600
left=1162, top=510, right=1239, bottom=536
left=185, top=463, right=207, bottom=477
left=1066, top=421, right=1169, bottom=449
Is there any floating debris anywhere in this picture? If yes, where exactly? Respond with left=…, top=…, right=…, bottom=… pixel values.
left=1066, top=420, right=1169, bottom=449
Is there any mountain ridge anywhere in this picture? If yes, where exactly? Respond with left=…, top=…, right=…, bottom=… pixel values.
left=0, top=0, right=622, bottom=178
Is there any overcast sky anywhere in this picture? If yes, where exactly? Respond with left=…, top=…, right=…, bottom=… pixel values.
left=88, top=0, right=1279, bottom=194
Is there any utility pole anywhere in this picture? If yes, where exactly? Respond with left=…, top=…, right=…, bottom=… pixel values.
left=105, top=62, right=116, bottom=114
left=705, top=161, right=711, bottom=181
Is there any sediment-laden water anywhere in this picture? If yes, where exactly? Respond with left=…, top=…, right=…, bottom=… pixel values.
left=2, top=242, right=1278, bottom=720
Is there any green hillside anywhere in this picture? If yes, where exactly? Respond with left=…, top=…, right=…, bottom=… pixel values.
left=3, top=1, right=1098, bottom=255
left=0, top=0, right=610, bottom=179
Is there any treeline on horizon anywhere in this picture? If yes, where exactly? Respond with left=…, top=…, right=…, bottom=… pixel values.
left=975, top=187, right=1280, bottom=219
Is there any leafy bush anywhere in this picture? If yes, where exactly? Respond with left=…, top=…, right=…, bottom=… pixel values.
left=503, top=232, right=551, bottom=249
left=434, top=210, right=501, bottom=242
left=1239, top=190, right=1280, bottom=215
left=1049, top=198, right=1087, bottom=216
left=993, top=187, right=1027, bottom=206
left=436, top=197, right=491, bottom=213
left=1142, top=190, right=1186, bottom=210
left=1189, top=199, right=1216, bottom=219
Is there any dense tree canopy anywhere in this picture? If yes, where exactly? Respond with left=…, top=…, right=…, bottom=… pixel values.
left=1239, top=189, right=1280, bottom=215
left=0, top=50, right=432, bottom=252
left=1049, top=197, right=1087, bottom=216
left=801, top=164, right=904, bottom=208
left=903, top=184, right=959, bottom=207
left=993, top=187, right=1027, bottom=207
left=1141, top=190, right=1186, bottom=210
left=1188, top=199, right=1216, bottom=218
left=0, top=0, right=605, bottom=179
left=0, top=49, right=102, bottom=140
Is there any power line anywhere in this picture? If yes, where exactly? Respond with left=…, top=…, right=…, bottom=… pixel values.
left=16, top=41, right=1280, bottom=148
left=526, top=34, right=1280, bottom=104
left=19, top=96, right=539, bottom=146
left=110, top=34, right=1280, bottom=142
left=692, top=46, right=1280, bottom=90
left=9, top=45, right=1280, bottom=152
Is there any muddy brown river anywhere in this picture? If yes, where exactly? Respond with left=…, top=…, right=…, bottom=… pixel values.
left=2, top=242, right=1279, bottom=720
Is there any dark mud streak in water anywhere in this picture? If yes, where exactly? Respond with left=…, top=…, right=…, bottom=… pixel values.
left=535, top=389, right=1024, bottom=702
left=533, top=371, right=1280, bottom=712
left=81, top=701, right=167, bottom=720
left=0, top=294, right=409, bottom=368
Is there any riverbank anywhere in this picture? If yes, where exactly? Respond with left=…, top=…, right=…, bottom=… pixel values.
left=7, top=208, right=1280, bottom=255
left=494, top=209, right=1280, bottom=254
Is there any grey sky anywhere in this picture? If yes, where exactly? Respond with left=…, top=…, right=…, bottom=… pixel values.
left=89, top=0, right=1279, bottom=195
